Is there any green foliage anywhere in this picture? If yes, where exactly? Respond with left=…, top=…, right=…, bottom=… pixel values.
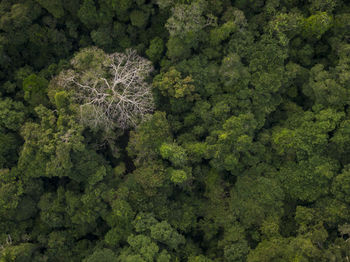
left=54, top=91, right=69, bottom=109
left=210, top=21, right=236, bottom=46
left=267, top=12, right=303, bottom=45
left=278, top=156, right=339, bottom=202
left=219, top=53, right=250, bottom=92
left=217, top=224, right=250, bottom=261
left=165, top=0, right=216, bottom=38
left=84, top=248, right=118, bottom=262
left=91, top=27, right=113, bottom=49
left=169, top=169, right=188, bottom=184
left=123, top=234, right=159, bottom=261
left=208, top=113, right=258, bottom=173
left=302, top=12, right=333, bottom=40
left=17, top=105, right=86, bottom=179
left=35, top=0, right=64, bottom=18
left=22, top=73, right=48, bottom=107
left=188, top=255, right=213, bottom=262
left=71, top=46, right=108, bottom=72
left=160, top=142, right=187, bottom=167
left=308, top=0, right=338, bottom=12
left=0, top=169, right=23, bottom=221
left=78, top=0, right=98, bottom=29
left=231, top=175, right=284, bottom=228
left=146, top=37, right=164, bottom=63
left=303, top=63, right=349, bottom=108
left=1, top=0, right=350, bottom=261
left=332, top=165, right=350, bottom=203
left=0, top=98, right=26, bottom=131
left=131, top=161, right=167, bottom=196
left=113, top=162, right=126, bottom=177
left=246, top=237, right=324, bottom=262
left=150, top=221, right=185, bottom=249
left=128, top=111, right=172, bottom=164
left=154, top=68, right=197, bottom=100
left=0, top=243, right=38, bottom=262
left=0, top=132, right=21, bottom=168
left=166, top=36, right=192, bottom=61
left=130, top=10, right=149, bottom=28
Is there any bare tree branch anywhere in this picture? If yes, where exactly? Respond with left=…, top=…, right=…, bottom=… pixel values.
left=58, top=48, right=154, bottom=130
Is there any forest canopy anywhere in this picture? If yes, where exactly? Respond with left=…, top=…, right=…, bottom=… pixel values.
left=1, top=0, right=350, bottom=261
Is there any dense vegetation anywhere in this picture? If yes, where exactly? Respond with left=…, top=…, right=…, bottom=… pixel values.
left=1, top=0, right=350, bottom=261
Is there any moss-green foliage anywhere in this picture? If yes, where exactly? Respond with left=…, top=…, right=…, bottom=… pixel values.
left=302, top=12, right=333, bottom=40
left=22, top=73, right=49, bottom=107
left=1, top=0, right=350, bottom=261
left=154, top=67, right=197, bottom=100
left=146, top=37, right=164, bottom=63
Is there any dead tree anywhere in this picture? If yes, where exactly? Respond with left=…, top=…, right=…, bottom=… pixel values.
left=58, top=47, right=154, bottom=130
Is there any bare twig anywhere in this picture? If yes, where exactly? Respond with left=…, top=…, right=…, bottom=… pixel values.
left=58, top=48, right=154, bottom=130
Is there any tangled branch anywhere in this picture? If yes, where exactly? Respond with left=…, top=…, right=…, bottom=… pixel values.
left=58, top=48, right=154, bottom=130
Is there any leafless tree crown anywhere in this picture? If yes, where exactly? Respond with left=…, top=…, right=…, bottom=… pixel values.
left=58, top=47, right=154, bottom=130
